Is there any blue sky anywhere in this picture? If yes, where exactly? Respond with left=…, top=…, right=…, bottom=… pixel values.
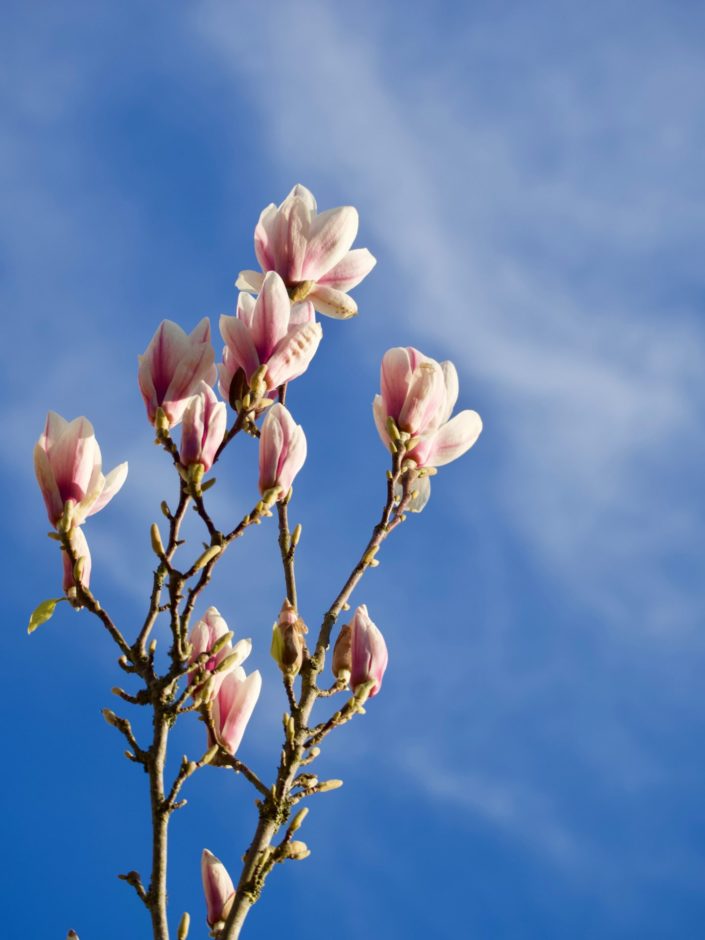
left=4, top=1, right=705, bottom=937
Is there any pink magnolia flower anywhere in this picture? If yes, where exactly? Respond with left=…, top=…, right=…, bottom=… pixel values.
left=201, top=849, right=235, bottom=926
left=258, top=403, right=307, bottom=499
left=220, top=271, right=321, bottom=399
left=237, top=184, right=376, bottom=320
left=34, top=412, right=128, bottom=527
left=211, top=667, right=262, bottom=756
left=349, top=604, right=388, bottom=697
left=188, top=607, right=252, bottom=702
left=179, top=383, right=227, bottom=473
left=62, top=525, right=92, bottom=592
left=373, top=347, right=482, bottom=468
left=138, top=318, right=217, bottom=427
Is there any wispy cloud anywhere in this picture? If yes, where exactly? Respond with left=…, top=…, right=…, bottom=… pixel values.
left=194, top=0, right=705, bottom=631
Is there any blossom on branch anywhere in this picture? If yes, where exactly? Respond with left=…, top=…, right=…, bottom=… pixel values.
left=201, top=849, right=235, bottom=926
left=188, top=607, right=252, bottom=702
left=258, top=403, right=307, bottom=500
left=219, top=271, right=321, bottom=399
left=237, top=184, right=376, bottom=319
left=138, top=318, right=217, bottom=428
left=211, top=666, right=262, bottom=756
left=179, top=383, right=227, bottom=474
left=333, top=604, right=388, bottom=698
left=34, top=412, right=128, bottom=527
left=373, top=346, right=483, bottom=468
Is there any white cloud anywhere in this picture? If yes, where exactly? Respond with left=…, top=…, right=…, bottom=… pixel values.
left=194, top=0, right=705, bottom=631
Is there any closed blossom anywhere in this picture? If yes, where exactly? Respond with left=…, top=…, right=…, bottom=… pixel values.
left=219, top=271, right=321, bottom=400
left=180, top=383, right=227, bottom=473
left=258, top=403, right=307, bottom=499
left=138, top=318, right=217, bottom=427
left=34, top=412, right=128, bottom=527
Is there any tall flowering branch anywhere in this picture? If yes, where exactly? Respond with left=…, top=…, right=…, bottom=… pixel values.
left=28, top=183, right=482, bottom=940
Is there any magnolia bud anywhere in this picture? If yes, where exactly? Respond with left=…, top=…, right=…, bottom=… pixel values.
left=286, top=840, right=310, bottom=860
left=270, top=599, right=307, bottom=676
left=331, top=624, right=352, bottom=681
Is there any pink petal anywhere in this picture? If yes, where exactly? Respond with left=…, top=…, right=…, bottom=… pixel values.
left=423, top=410, right=483, bottom=467
left=266, top=321, right=322, bottom=388
left=301, top=206, right=358, bottom=281
left=289, top=300, right=316, bottom=326
left=380, top=348, right=413, bottom=421
left=87, top=462, right=128, bottom=517
left=50, top=417, right=98, bottom=505
left=254, top=203, right=279, bottom=271
left=34, top=442, right=63, bottom=524
left=398, top=361, right=446, bottom=435
left=307, top=284, right=358, bottom=320
left=219, top=315, right=260, bottom=383
left=237, top=292, right=257, bottom=329
left=316, top=248, right=377, bottom=291
left=251, top=272, right=291, bottom=361
left=372, top=395, right=391, bottom=451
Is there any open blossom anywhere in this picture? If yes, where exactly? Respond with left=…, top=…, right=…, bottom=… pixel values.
left=34, top=412, right=128, bottom=527
left=333, top=604, right=388, bottom=697
left=237, top=184, right=376, bottom=320
left=219, top=271, right=321, bottom=399
left=138, top=318, right=217, bottom=427
left=201, top=849, right=235, bottom=926
left=211, top=666, right=262, bottom=755
left=179, top=383, right=227, bottom=473
left=373, top=347, right=483, bottom=468
left=188, top=607, right=252, bottom=701
left=62, top=525, right=92, bottom=592
left=258, top=403, right=307, bottom=498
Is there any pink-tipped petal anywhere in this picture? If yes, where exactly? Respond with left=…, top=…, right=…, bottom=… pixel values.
left=398, top=361, right=446, bottom=435
left=289, top=300, right=316, bottom=326
left=301, top=206, right=358, bottom=281
left=254, top=203, right=280, bottom=271
left=380, top=348, right=414, bottom=421
left=422, top=410, right=483, bottom=467
left=317, top=248, right=377, bottom=291
left=251, top=272, right=291, bottom=361
left=34, top=443, right=64, bottom=524
left=372, top=395, right=391, bottom=451
left=87, top=462, right=128, bottom=517
left=219, top=314, right=261, bottom=383
left=266, top=322, right=322, bottom=389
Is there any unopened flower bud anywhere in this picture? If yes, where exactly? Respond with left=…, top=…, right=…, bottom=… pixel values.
left=201, top=849, right=235, bottom=926
left=177, top=911, right=190, bottom=940
left=349, top=605, right=388, bottom=697
left=270, top=599, right=307, bottom=676
left=331, top=623, right=352, bottom=681
left=286, top=840, right=310, bottom=860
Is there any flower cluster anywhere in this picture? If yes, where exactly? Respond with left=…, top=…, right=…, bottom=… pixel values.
left=32, top=183, right=484, bottom=937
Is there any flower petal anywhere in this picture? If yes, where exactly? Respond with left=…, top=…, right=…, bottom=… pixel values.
left=424, top=410, right=483, bottom=467
left=316, top=248, right=377, bottom=291
left=236, top=270, right=265, bottom=293
left=266, top=322, right=322, bottom=388
left=220, top=314, right=260, bottom=383
left=307, top=284, right=358, bottom=319
left=251, top=272, right=290, bottom=361
left=301, top=206, right=358, bottom=281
